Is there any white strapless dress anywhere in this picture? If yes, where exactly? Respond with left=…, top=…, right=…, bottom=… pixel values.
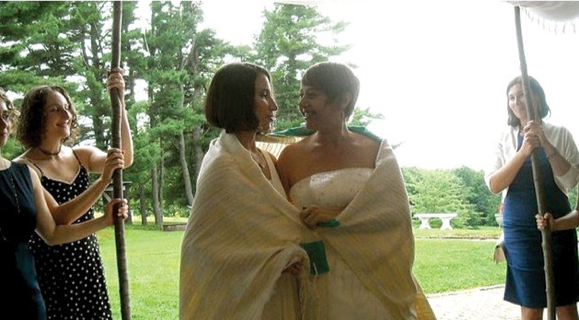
left=290, top=168, right=393, bottom=320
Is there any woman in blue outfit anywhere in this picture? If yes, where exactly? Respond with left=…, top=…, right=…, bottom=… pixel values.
left=0, top=89, right=127, bottom=319
left=485, top=76, right=579, bottom=320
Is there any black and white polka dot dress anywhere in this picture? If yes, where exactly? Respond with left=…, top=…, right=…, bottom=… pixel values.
left=28, top=162, right=112, bottom=320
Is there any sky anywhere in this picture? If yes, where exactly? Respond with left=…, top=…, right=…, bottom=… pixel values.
left=142, top=1, right=579, bottom=171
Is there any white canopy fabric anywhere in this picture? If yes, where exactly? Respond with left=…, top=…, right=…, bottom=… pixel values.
left=503, top=0, right=579, bottom=22
left=277, top=1, right=579, bottom=27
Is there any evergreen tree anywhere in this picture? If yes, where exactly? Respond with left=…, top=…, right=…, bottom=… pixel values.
left=253, top=3, right=349, bottom=129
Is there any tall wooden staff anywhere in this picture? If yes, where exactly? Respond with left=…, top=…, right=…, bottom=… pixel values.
left=110, top=2, right=132, bottom=319
left=514, top=6, right=555, bottom=319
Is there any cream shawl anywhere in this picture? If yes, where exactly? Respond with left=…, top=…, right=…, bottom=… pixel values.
left=179, top=131, right=435, bottom=320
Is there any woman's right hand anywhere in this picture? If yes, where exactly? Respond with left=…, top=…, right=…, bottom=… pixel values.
left=299, top=206, right=338, bottom=229
left=102, top=148, right=124, bottom=183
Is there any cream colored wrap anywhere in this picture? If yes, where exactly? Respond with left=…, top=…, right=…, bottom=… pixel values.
left=179, top=131, right=436, bottom=320
left=308, top=139, right=436, bottom=320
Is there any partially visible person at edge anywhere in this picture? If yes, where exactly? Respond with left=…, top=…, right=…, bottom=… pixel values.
left=180, top=62, right=308, bottom=320
left=13, top=68, right=134, bottom=320
left=537, top=209, right=579, bottom=232
left=275, top=62, right=436, bottom=319
left=0, top=88, right=128, bottom=320
left=485, top=76, right=579, bottom=320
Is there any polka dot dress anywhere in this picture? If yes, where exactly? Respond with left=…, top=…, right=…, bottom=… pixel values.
left=29, top=164, right=112, bottom=320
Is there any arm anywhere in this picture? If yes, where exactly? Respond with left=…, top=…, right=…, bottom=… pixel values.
left=275, top=147, right=294, bottom=200
left=488, top=131, right=539, bottom=194
left=46, top=148, right=124, bottom=224
left=526, top=121, right=571, bottom=177
left=107, top=67, right=133, bottom=168
left=31, top=167, right=126, bottom=246
left=537, top=211, right=579, bottom=232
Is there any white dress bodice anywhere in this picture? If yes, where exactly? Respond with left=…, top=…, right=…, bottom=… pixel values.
left=290, top=168, right=392, bottom=320
left=290, top=168, right=373, bottom=210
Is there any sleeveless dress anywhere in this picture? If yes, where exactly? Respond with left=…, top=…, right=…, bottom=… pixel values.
left=503, top=134, right=579, bottom=308
left=290, top=168, right=393, bottom=319
left=27, top=154, right=112, bottom=319
left=260, top=149, right=301, bottom=320
left=0, top=162, right=46, bottom=320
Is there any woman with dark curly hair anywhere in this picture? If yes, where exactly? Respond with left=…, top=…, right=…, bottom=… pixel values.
left=13, top=68, right=133, bottom=320
left=0, top=88, right=127, bottom=320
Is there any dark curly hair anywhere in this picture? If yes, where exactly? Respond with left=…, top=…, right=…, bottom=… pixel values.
left=16, top=85, right=79, bottom=148
left=301, top=62, right=360, bottom=119
left=506, top=76, right=550, bottom=127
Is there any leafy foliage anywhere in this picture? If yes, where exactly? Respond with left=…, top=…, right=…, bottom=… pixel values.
left=403, top=166, right=501, bottom=228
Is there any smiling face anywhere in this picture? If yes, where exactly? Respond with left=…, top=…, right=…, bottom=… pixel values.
left=253, top=73, right=278, bottom=133
left=42, top=91, right=72, bottom=140
left=0, top=99, right=11, bottom=148
left=507, top=83, right=540, bottom=124
left=299, top=85, right=336, bottom=131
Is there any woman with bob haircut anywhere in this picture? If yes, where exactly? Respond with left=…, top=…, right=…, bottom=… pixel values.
left=180, top=62, right=310, bottom=320
left=485, top=76, right=579, bottom=320
left=13, top=68, right=133, bottom=320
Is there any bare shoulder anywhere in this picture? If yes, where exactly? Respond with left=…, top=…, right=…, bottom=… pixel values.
left=73, top=145, right=103, bottom=158
left=73, top=145, right=105, bottom=167
left=13, top=153, right=42, bottom=178
left=278, top=137, right=311, bottom=168
left=26, top=165, right=42, bottom=189
left=351, top=132, right=381, bottom=153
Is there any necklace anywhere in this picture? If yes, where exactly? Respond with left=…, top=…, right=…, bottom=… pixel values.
left=37, top=146, right=62, bottom=156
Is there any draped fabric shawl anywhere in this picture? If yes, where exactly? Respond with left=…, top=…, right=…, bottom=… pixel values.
left=179, top=132, right=309, bottom=320
left=180, top=131, right=435, bottom=320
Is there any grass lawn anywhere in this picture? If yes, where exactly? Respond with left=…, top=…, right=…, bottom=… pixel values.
left=98, top=224, right=505, bottom=319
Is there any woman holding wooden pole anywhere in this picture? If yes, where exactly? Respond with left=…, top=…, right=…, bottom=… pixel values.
left=485, top=76, right=579, bottom=320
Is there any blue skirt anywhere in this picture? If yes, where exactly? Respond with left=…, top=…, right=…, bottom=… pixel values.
left=503, top=140, right=579, bottom=308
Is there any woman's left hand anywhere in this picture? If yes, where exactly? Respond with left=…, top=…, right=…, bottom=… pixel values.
left=104, top=198, right=128, bottom=226
left=536, top=213, right=555, bottom=231
left=299, top=206, right=337, bottom=229
left=524, top=121, right=548, bottom=148
left=106, top=67, right=125, bottom=103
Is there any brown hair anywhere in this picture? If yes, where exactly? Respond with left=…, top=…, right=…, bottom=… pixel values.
left=506, top=76, right=550, bottom=127
left=301, top=62, right=359, bottom=119
left=16, top=85, right=79, bottom=148
left=0, top=88, right=18, bottom=128
left=204, top=62, right=272, bottom=133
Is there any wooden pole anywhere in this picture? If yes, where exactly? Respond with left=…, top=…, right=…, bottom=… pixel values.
left=514, top=6, right=555, bottom=319
left=110, top=2, right=131, bottom=319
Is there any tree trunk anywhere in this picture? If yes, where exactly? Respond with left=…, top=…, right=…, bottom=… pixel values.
left=159, top=140, right=165, bottom=211
left=151, top=163, right=163, bottom=225
left=139, top=183, right=147, bottom=226
left=192, top=126, right=204, bottom=179
left=179, top=131, right=195, bottom=206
